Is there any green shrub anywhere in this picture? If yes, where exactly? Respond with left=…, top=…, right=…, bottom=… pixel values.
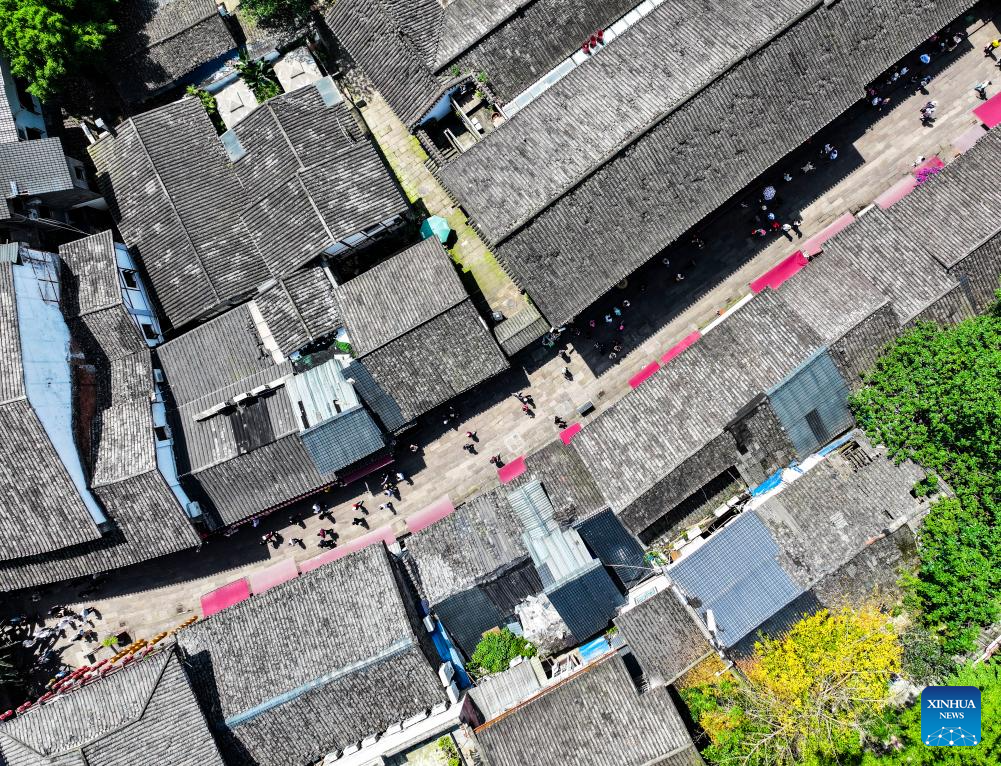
left=468, top=628, right=536, bottom=676
left=186, top=86, right=225, bottom=134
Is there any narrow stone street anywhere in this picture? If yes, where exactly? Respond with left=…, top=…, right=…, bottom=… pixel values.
left=16, top=14, right=1001, bottom=667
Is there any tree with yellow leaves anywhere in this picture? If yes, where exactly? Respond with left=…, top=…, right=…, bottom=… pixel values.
left=682, top=606, right=902, bottom=765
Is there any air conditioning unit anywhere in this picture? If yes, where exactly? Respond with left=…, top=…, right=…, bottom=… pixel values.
left=153, top=368, right=165, bottom=383
left=422, top=616, right=435, bottom=633
left=438, top=662, right=454, bottom=686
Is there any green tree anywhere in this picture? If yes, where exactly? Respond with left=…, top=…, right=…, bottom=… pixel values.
left=468, top=628, right=536, bottom=676
left=186, top=86, right=225, bottom=134
left=0, top=0, right=117, bottom=100
left=851, top=312, right=1001, bottom=653
left=863, top=660, right=1001, bottom=765
left=240, top=0, right=313, bottom=34
left=235, top=51, right=282, bottom=102
left=686, top=608, right=901, bottom=765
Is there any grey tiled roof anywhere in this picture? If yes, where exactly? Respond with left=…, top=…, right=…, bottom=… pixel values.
left=178, top=544, right=447, bottom=766
left=324, top=0, right=448, bottom=126
left=408, top=486, right=530, bottom=605
left=337, top=238, right=469, bottom=355
left=438, top=0, right=969, bottom=323
left=113, top=0, right=236, bottom=103
left=572, top=290, right=821, bottom=512
left=357, top=300, right=509, bottom=423
left=93, top=86, right=405, bottom=330
left=615, top=588, right=712, bottom=686
left=771, top=250, right=890, bottom=344
left=338, top=239, right=508, bottom=423
left=234, top=83, right=408, bottom=272
left=90, top=98, right=267, bottom=330
left=0, top=648, right=225, bottom=765
left=667, top=436, right=928, bottom=648
left=475, top=653, right=702, bottom=766
left=506, top=440, right=606, bottom=523
left=0, top=138, right=76, bottom=218
left=755, top=438, right=925, bottom=589
left=820, top=208, right=957, bottom=323
left=882, top=129, right=1001, bottom=268
left=59, top=231, right=121, bottom=316
left=493, top=302, right=549, bottom=356
left=0, top=398, right=101, bottom=562
left=0, top=258, right=25, bottom=405
left=254, top=265, right=341, bottom=356
left=157, top=303, right=274, bottom=406
left=445, top=0, right=637, bottom=102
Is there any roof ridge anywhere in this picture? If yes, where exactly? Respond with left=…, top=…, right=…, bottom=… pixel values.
left=470, top=0, right=824, bottom=246
left=129, top=111, right=223, bottom=307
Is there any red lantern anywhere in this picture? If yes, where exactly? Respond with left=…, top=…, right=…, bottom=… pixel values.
left=596, top=29, right=605, bottom=44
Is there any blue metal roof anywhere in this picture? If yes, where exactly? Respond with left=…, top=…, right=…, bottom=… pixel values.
left=668, top=512, right=803, bottom=648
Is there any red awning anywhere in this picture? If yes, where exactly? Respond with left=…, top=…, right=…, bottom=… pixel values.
left=801, top=212, right=855, bottom=257
left=559, top=423, right=582, bottom=444
left=875, top=176, right=918, bottom=209
left=201, top=578, right=251, bottom=617
left=750, top=251, right=809, bottom=293
left=498, top=456, right=526, bottom=484
left=247, top=558, right=299, bottom=596
left=406, top=495, right=455, bottom=534
left=628, top=362, right=660, bottom=389
left=974, top=92, right=1001, bottom=128
left=661, top=331, right=701, bottom=365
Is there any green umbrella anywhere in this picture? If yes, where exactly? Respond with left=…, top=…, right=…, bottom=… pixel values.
left=420, top=215, right=452, bottom=244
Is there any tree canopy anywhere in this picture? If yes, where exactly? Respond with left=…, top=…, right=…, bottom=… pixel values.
left=851, top=311, right=1001, bottom=653
left=0, top=0, right=117, bottom=100
left=239, top=0, right=313, bottom=35
left=468, top=628, right=536, bottom=676
left=683, top=608, right=901, bottom=765
left=863, top=660, right=1001, bottom=766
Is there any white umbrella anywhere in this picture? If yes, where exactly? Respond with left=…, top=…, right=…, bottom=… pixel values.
left=762, top=185, right=777, bottom=201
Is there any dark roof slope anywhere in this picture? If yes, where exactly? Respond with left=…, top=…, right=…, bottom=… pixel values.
left=0, top=648, right=225, bottom=765
left=178, top=544, right=446, bottom=766
left=0, top=138, right=77, bottom=219
left=439, top=0, right=969, bottom=322
left=615, top=587, right=713, bottom=686
left=60, top=230, right=121, bottom=315
left=113, top=0, right=236, bottom=103
left=572, top=290, right=821, bottom=511
left=476, top=653, right=702, bottom=766
left=446, top=0, right=637, bottom=102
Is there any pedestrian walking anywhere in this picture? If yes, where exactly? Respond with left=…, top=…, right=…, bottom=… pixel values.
left=317, top=529, right=326, bottom=538
left=985, top=39, right=1001, bottom=58
left=408, top=443, right=419, bottom=453
left=622, top=299, right=630, bottom=309
left=522, top=393, right=535, bottom=407
left=554, top=416, right=567, bottom=429
left=396, top=470, right=411, bottom=485
left=489, top=454, right=504, bottom=467
left=562, top=366, right=573, bottom=381
left=604, top=314, right=613, bottom=324
left=352, top=500, right=365, bottom=512
left=352, top=517, right=369, bottom=529
left=919, top=53, right=931, bottom=65
left=464, top=442, right=478, bottom=454
left=521, top=404, right=534, bottom=418
left=464, top=430, right=478, bottom=441
left=386, top=501, right=396, bottom=515
left=780, top=223, right=794, bottom=240
left=974, top=81, right=991, bottom=100
left=791, top=219, right=803, bottom=236
left=289, top=537, right=304, bottom=548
